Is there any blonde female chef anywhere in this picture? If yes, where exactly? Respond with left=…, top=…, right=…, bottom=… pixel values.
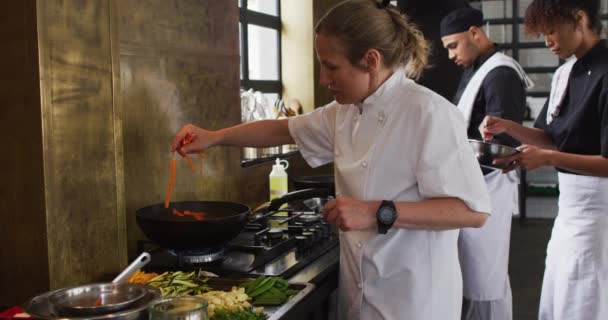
left=172, top=1, right=491, bottom=319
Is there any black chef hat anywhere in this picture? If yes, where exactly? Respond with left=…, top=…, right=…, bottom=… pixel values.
left=440, top=7, right=484, bottom=37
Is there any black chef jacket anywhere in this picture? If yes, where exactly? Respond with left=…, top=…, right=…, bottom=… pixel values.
left=535, top=39, right=608, bottom=174
left=453, top=49, right=527, bottom=174
left=453, top=49, right=527, bottom=147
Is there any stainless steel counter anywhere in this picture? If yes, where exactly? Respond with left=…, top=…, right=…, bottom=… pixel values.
left=282, top=246, right=340, bottom=320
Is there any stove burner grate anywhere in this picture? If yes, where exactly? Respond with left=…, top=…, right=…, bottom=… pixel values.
left=169, top=247, right=225, bottom=265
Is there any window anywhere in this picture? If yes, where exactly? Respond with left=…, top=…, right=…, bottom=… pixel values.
left=239, top=0, right=282, bottom=102
left=474, top=0, right=608, bottom=99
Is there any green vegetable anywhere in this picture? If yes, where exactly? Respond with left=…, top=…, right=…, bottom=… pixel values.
left=146, top=270, right=211, bottom=297
left=252, top=287, right=284, bottom=306
left=210, top=309, right=268, bottom=320
left=242, top=276, right=265, bottom=293
left=239, top=276, right=301, bottom=306
left=273, top=278, right=289, bottom=290
left=248, top=278, right=276, bottom=298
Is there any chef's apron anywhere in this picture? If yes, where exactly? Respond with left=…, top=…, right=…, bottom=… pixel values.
left=456, top=52, right=526, bottom=303
left=539, top=173, right=608, bottom=320
left=459, top=170, right=516, bottom=300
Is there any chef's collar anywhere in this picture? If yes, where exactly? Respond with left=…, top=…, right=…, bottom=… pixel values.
left=470, top=45, right=498, bottom=70
left=574, top=39, right=607, bottom=71
left=354, top=67, right=405, bottom=114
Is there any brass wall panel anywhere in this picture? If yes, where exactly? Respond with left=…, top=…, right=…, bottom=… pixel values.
left=1, top=0, right=289, bottom=304
left=0, top=0, right=50, bottom=305
left=109, top=0, right=128, bottom=272
left=37, top=0, right=127, bottom=288
left=112, top=0, right=262, bottom=256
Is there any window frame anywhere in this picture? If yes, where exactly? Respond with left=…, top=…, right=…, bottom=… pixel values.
left=480, top=0, right=608, bottom=98
left=239, top=0, right=282, bottom=95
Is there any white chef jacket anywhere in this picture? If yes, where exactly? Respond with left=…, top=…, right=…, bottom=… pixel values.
left=288, top=69, right=491, bottom=320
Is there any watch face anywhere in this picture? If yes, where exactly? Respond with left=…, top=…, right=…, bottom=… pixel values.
left=378, top=207, right=396, bottom=224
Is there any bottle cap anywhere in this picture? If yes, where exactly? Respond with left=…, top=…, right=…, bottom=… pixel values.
left=273, top=158, right=289, bottom=170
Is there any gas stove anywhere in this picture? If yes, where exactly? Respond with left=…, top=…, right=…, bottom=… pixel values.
left=140, top=200, right=339, bottom=278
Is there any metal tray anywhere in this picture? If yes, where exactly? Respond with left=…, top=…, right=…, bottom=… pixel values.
left=204, top=277, right=315, bottom=320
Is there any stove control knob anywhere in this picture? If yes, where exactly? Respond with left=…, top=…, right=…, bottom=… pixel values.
left=288, top=225, right=303, bottom=236
left=267, top=228, right=284, bottom=244
left=301, top=232, right=314, bottom=249
left=295, top=235, right=308, bottom=252
left=319, top=223, right=331, bottom=238
left=314, top=225, right=328, bottom=239
left=305, top=228, right=319, bottom=243
left=312, top=228, right=324, bottom=242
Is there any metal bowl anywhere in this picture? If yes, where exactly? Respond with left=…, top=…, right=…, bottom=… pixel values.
left=24, top=284, right=160, bottom=320
left=148, top=296, right=208, bottom=319
left=468, top=139, right=519, bottom=170
left=48, top=283, right=148, bottom=317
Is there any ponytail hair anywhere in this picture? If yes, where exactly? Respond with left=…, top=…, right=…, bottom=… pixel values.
left=315, top=0, right=430, bottom=80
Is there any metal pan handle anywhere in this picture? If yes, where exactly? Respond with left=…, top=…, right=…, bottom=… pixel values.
left=112, top=252, right=151, bottom=283
left=267, top=188, right=330, bottom=212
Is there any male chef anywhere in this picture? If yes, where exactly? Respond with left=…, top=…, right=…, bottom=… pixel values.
left=441, top=7, right=533, bottom=320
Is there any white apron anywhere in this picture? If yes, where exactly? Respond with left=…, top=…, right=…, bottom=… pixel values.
left=459, top=170, right=517, bottom=300
left=539, top=173, right=608, bottom=320
left=456, top=52, right=533, bottom=125
left=456, top=51, right=528, bottom=301
left=288, top=69, right=491, bottom=320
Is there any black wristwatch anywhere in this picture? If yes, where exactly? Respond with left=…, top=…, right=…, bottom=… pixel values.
left=376, top=200, right=397, bottom=234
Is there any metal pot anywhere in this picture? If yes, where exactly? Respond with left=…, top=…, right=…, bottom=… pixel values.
left=469, top=139, right=519, bottom=170
left=260, top=146, right=280, bottom=157
left=242, top=147, right=259, bottom=160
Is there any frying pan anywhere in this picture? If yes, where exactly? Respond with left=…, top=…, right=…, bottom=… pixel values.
left=292, top=175, right=335, bottom=197
left=137, top=189, right=329, bottom=250
left=136, top=201, right=250, bottom=250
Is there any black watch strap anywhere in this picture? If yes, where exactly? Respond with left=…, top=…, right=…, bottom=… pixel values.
left=377, top=200, right=397, bottom=234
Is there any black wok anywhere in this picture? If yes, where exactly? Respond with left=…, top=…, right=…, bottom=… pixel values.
left=136, top=201, right=250, bottom=250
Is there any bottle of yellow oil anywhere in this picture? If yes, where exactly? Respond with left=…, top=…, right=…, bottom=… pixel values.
left=269, top=158, right=289, bottom=201
left=269, top=158, right=289, bottom=228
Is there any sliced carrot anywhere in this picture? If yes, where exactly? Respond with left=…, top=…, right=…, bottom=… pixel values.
left=180, top=133, right=199, bottom=173
left=171, top=208, right=206, bottom=221
left=164, top=158, right=176, bottom=209
left=172, top=208, right=185, bottom=217
left=163, top=132, right=205, bottom=212
left=185, top=155, right=196, bottom=173
left=188, top=212, right=205, bottom=221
